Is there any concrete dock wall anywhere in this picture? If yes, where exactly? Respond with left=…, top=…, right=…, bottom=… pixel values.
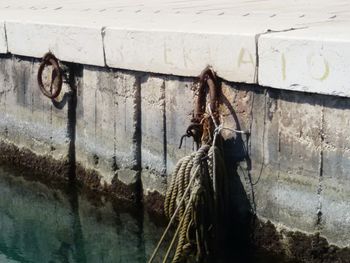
left=0, top=54, right=349, bottom=255
left=0, top=55, right=71, bottom=161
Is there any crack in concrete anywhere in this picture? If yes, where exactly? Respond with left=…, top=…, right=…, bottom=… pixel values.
left=316, top=103, right=325, bottom=229
left=161, top=80, right=167, bottom=177
left=101, top=26, right=107, bottom=67
left=113, top=73, right=118, bottom=172
left=263, top=26, right=309, bottom=34
left=254, top=33, right=260, bottom=83
left=4, top=21, right=8, bottom=53
left=253, top=89, right=268, bottom=186
left=133, top=74, right=142, bottom=171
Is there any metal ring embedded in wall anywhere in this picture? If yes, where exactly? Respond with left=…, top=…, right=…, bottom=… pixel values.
left=37, top=52, right=63, bottom=99
left=195, top=66, right=219, bottom=123
left=179, top=67, right=221, bottom=149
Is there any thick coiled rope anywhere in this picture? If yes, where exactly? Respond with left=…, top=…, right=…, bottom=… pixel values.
left=167, top=146, right=210, bottom=263
left=149, top=143, right=226, bottom=263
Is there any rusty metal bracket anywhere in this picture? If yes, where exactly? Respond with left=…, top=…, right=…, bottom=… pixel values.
left=179, top=66, right=221, bottom=149
left=37, top=52, right=63, bottom=99
left=178, top=123, right=202, bottom=149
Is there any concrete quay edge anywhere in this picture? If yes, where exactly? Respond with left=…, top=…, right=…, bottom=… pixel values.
left=0, top=2, right=350, bottom=96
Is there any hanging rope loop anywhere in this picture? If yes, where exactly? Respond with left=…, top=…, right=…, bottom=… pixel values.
left=37, top=52, right=63, bottom=99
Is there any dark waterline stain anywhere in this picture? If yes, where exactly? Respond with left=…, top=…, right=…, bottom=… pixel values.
left=0, top=164, right=299, bottom=263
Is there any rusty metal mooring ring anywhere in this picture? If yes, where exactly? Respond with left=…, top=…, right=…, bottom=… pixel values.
left=179, top=66, right=220, bottom=149
left=195, top=66, right=219, bottom=123
left=37, top=52, right=62, bottom=99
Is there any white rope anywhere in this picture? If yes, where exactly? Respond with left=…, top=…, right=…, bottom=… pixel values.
left=207, top=104, right=219, bottom=199
left=206, top=103, right=249, bottom=199
left=207, top=103, right=249, bottom=136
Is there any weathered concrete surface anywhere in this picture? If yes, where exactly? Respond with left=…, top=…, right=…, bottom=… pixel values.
left=6, top=21, right=105, bottom=66
left=0, top=55, right=349, bottom=260
left=164, top=76, right=194, bottom=173
left=259, top=24, right=350, bottom=97
left=322, top=99, right=350, bottom=247
left=0, top=55, right=71, bottom=163
left=138, top=75, right=197, bottom=212
left=140, top=75, right=166, bottom=198
left=242, top=89, right=350, bottom=249
left=249, top=91, right=323, bottom=233
left=104, top=28, right=257, bottom=83
left=76, top=67, right=141, bottom=189
left=0, top=22, right=6, bottom=54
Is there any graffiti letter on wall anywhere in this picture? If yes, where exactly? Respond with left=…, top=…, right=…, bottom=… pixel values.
left=237, top=48, right=254, bottom=68
left=281, top=53, right=286, bottom=80
left=307, top=54, right=330, bottom=81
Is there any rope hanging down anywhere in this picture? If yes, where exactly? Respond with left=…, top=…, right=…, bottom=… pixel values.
left=148, top=67, right=247, bottom=263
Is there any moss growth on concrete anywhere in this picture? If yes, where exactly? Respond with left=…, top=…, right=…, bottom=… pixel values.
left=252, top=219, right=350, bottom=263
left=0, top=140, right=141, bottom=203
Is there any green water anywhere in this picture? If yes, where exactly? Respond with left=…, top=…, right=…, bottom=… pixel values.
left=0, top=165, right=298, bottom=263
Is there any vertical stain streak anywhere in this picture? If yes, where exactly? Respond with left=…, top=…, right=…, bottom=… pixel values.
left=316, top=103, right=325, bottom=228
left=50, top=103, right=53, bottom=148
left=4, top=22, right=8, bottom=53
left=101, top=27, right=107, bottom=67
left=124, top=76, right=127, bottom=135
left=31, top=60, right=34, bottom=114
left=94, top=88, right=98, bottom=156
left=253, top=89, right=268, bottom=186
left=133, top=74, right=142, bottom=202
left=67, top=64, right=78, bottom=180
left=113, top=73, right=117, bottom=170
left=262, top=90, right=268, bottom=166
left=253, top=34, right=261, bottom=83
left=161, top=80, right=167, bottom=176
left=248, top=90, right=255, bottom=156
left=133, top=74, right=142, bottom=171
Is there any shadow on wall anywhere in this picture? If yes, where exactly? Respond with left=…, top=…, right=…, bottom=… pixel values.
left=45, top=62, right=88, bottom=262
left=43, top=64, right=148, bottom=263
left=219, top=83, right=350, bottom=263
left=217, top=81, right=258, bottom=263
